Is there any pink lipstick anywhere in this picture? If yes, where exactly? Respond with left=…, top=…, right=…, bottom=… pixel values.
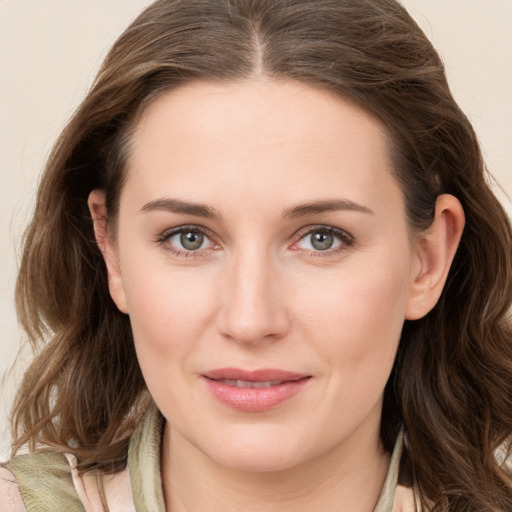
left=202, top=368, right=311, bottom=412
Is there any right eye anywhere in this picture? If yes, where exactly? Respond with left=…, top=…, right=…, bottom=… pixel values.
left=157, top=226, right=218, bottom=257
left=171, top=229, right=208, bottom=250
left=290, top=225, right=354, bottom=257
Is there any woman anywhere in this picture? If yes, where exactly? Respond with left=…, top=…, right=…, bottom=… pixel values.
left=1, top=0, right=511, bottom=510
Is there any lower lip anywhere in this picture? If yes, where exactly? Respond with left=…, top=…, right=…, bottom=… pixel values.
left=203, top=377, right=310, bottom=412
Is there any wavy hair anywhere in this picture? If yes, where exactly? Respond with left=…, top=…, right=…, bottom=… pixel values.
left=11, top=0, right=512, bottom=509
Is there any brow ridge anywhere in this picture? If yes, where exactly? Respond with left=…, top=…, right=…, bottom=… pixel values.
left=283, top=199, right=374, bottom=219
left=140, top=198, right=219, bottom=218
left=140, top=197, right=373, bottom=219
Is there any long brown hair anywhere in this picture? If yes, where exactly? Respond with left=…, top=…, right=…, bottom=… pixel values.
left=11, top=0, right=512, bottom=509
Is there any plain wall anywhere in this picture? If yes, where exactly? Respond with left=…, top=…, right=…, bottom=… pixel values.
left=1, top=0, right=511, bottom=459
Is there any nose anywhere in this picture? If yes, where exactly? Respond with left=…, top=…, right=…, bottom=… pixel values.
left=217, top=248, right=290, bottom=345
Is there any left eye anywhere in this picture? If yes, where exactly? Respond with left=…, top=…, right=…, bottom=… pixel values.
left=295, top=228, right=348, bottom=251
left=167, top=228, right=212, bottom=251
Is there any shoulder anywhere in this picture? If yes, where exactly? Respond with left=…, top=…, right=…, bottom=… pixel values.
left=0, top=403, right=160, bottom=512
left=1, top=450, right=136, bottom=512
left=0, top=467, right=25, bottom=512
left=0, top=452, right=84, bottom=511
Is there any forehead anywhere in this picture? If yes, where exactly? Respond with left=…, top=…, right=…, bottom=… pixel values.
left=124, top=79, right=402, bottom=214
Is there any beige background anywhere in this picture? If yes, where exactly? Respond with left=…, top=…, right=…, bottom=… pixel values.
left=1, top=1, right=511, bottom=459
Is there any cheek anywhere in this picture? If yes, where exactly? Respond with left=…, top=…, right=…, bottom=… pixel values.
left=295, top=264, right=409, bottom=434
left=120, top=261, right=219, bottom=360
left=295, top=255, right=411, bottom=373
left=121, top=265, right=221, bottom=413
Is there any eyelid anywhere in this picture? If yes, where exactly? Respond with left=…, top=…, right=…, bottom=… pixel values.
left=155, top=223, right=354, bottom=258
left=290, top=224, right=355, bottom=253
left=156, top=224, right=220, bottom=257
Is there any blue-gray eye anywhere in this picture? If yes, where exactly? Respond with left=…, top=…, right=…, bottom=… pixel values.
left=295, top=228, right=348, bottom=252
left=179, top=230, right=204, bottom=250
left=163, top=229, right=210, bottom=252
left=310, top=231, right=334, bottom=250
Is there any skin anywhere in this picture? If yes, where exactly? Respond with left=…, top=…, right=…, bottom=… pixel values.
left=90, top=78, right=464, bottom=511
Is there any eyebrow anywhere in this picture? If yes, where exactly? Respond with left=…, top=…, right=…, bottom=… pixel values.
left=140, top=197, right=374, bottom=219
left=140, top=198, right=219, bottom=218
left=283, top=199, right=375, bottom=219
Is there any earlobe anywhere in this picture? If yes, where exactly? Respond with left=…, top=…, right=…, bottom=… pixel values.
left=88, top=190, right=129, bottom=314
left=405, top=194, right=465, bottom=320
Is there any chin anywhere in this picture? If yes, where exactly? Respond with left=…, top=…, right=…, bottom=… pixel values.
left=210, top=446, right=303, bottom=473
left=194, top=426, right=317, bottom=473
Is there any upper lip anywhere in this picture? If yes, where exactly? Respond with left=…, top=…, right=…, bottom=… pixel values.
left=203, top=368, right=309, bottom=382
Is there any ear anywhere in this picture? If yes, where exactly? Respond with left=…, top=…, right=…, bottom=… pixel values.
left=405, top=194, right=465, bottom=320
left=88, top=190, right=129, bottom=314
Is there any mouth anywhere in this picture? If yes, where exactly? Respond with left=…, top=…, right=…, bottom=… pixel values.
left=202, top=368, right=311, bottom=412
left=212, top=378, right=292, bottom=388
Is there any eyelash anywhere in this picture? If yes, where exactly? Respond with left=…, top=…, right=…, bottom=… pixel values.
left=291, top=225, right=354, bottom=258
left=155, top=225, right=218, bottom=258
left=155, top=224, right=354, bottom=259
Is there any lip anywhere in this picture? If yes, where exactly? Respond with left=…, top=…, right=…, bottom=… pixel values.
left=202, top=368, right=311, bottom=412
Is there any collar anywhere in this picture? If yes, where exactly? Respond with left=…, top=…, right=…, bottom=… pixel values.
left=374, top=429, right=420, bottom=511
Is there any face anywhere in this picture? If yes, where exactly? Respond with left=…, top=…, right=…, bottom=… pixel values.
left=103, top=79, right=424, bottom=472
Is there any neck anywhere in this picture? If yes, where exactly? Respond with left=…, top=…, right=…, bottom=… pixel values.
left=161, top=422, right=391, bottom=512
